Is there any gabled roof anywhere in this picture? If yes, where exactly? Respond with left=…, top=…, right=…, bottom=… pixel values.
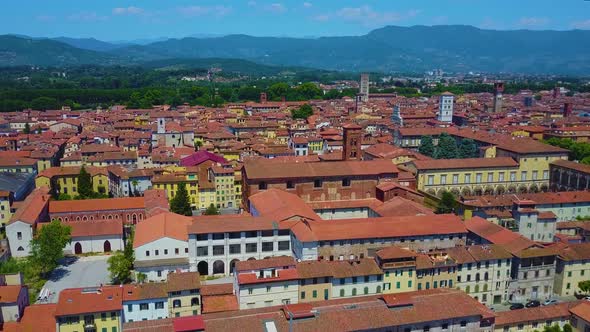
left=55, top=286, right=122, bottom=316
left=134, top=212, right=192, bottom=248
left=248, top=188, right=320, bottom=221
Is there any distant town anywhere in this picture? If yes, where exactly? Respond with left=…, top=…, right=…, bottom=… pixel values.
left=0, top=68, right=590, bottom=332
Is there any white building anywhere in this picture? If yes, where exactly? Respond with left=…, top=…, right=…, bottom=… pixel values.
left=6, top=188, right=50, bottom=258
left=63, top=220, right=124, bottom=255
left=447, top=245, right=513, bottom=305
left=122, top=283, right=168, bottom=323
left=188, top=215, right=292, bottom=276
left=134, top=212, right=191, bottom=281
left=437, top=92, right=454, bottom=123
left=512, top=200, right=557, bottom=242
left=234, top=256, right=299, bottom=309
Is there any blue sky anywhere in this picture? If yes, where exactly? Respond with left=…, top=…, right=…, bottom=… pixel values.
left=3, top=0, right=590, bottom=41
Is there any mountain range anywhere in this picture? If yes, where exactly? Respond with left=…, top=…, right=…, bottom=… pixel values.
left=2, top=25, right=590, bottom=75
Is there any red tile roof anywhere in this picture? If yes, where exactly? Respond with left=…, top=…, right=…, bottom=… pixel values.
left=173, top=316, right=205, bottom=332
left=0, top=285, right=24, bottom=303
left=248, top=189, right=320, bottom=221
left=238, top=268, right=299, bottom=285
left=8, top=187, right=50, bottom=225
left=49, top=197, right=145, bottom=213
left=63, top=220, right=123, bottom=237
left=412, top=157, right=519, bottom=170
left=55, top=286, right=122, bottom=316
left=3, top=303, right=57, bottom=332
left=134, top=212, right=192, bottom=248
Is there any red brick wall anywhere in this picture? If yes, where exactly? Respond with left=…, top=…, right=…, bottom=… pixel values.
left=50, top=208, right=146, bottom=224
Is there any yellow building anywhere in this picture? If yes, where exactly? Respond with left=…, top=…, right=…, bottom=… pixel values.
left=308, top=138, right=325, bottom=155
left=0, top=191, right=13, bottom=227
left=152, top=172, right=199, bottom=209
left=297, top=261, right=332, bottom=303
left=376, top=246, right=417, bottom=294
left=210, top=164, right=236, bottom=209
left=36, top=166, right=109, bottom=197
left=55, top=286, right=122, bottom=332
left=409, top=157, right=548, bottom=197
left=415, top=252, right=457, bottom=291
left=167, top=272, right=201, bottom=317
left=554, top=243, right=590, bottom=296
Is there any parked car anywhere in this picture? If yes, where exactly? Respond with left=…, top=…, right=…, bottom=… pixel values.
left=510, top=303, right=525, bottom=310
left=584, top=296, right=590, bottom=301
left=543, top=299, right=558, bottom=306
left=526, top=300, right=541, bottom=308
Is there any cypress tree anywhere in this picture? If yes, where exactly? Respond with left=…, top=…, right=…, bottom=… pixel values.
left=77, top=166, right=93, bottom=199
left=170, top=182, right=192, bottom=216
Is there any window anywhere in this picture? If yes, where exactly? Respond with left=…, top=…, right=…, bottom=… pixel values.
left=342, top=178, right=351, bottom=187
left=262, top=242, right=274, bottom=252
left=266, top=286, right=271, bottom=292
left=465, top=174, right=471, bottom=183
left=155, top=302, right=164, bottom=309
left=287, top=181, right=294, bottom=189
left=521, top=171, right=527, bottom=181
left=452, top=174, right=459, bottom=184
left=460, top=321, right=467, bottom=328
left=197, top=247, right=208, bottom=256
left=340, top=289, right=345, bottom=297
left=301, top=291, right=306, bottom=299
left=314, top=179, right=322, bottom=188
left=442, top=323, right=449, bottom=330
left=259, top=182, right=267, bottom=190
left=428, top=175, right=434, bottom=185
left=212, top=245, right=224, bottom=255
left=476, top=173, right=482, bottom=183
left=408, top=280, right=412, bottom=288
left=140, top=303, right=149, bottom=310
left=278, top=241, right=290, bottom=251
left=175, top=248, right=179, bottom=254
left=396, top=281, right=401, bottom=289
left=487, top=173, right=493, bottom=182
left=16, top=232, right=22, bottom=240
left=127, top=304, right=133, bottom=312
left=229, top=244, right=241, bottom=254
left=246, top=243, right=257, bottom=253
left=248, top=288, right=253, bottom=295
left=101, top=312, right=107, bottom=321
left=364, top=287, right=369, bottom=295
left=173, top=299, right=181, bottom=308
left=229, top=232, right=241, bottom=239
left=499, top=172, right=505, bottom=182
left=440, top=174, right=447, bottom=184
left=191, top=297, right=199, bottom=306
left=352, top=288, right=357, bottom=296
left=424, top=326, right=430, bottom=332
left=164, top=249, right=168, bottom=255
left=212, top=233, right=224, bottom=240
left=111, top=311, right=116, bottom=320
left=510, top=172, right=516, bottom=181
left=313, top=290, right=318, bottom=298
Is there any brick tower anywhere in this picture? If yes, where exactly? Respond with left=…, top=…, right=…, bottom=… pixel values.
left=342, top=123, right=362, bottom=161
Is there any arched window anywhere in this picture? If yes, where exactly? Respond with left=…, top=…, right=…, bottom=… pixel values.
left=475, top=273, right=480, bottom=282
left=475, top=285, right=480, bottom=293
left=484, top=272, right=489, bottom=281
left=17, top=246, right=24, bottom=251
left=363, top=287, right=369, bottom=295
left=483, top=284, right=488, bottom=292
left=352, top=288, right=357, bottom=296
left=173, top=300, right=181, bottom=308
left=191, top=297, right=199, bottom=306
left=76, top=216, right=81, bottom=221
left=465, top=286, right=470, bottom=294
left=376, top=286, right=381, bottom=293
left=339, top=289, right=345, bottom=297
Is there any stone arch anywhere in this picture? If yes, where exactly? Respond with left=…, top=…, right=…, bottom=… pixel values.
left=473, top=187, right=483, bottom=196
left=529, top=184, right=539, bottom=193
left=103, top=240, right=111, bottom=252
left=64, top=217, right=69, bottom=222
left=461, top=187, right=472, bottom=196
left=197, top=261, right=208, bottom=276
left=518, top=185, right=528, bottom=194
left=76, top=216, right=81, bottom=221
left=247, top=257, right=256, bottom=261
left=132, top=213, right=138, bottom=224
left=484, top=186, right=494, bottom=195
left=82, top=216, right=88, bottom=221
left=108, top=215, right=114, bottom=220
left=213, top=260, right=225, bottom=274
left=507, top=185, right=517, bottom=194
left=496, top=186, right=506, bottom=195
left=229, top=259, right=240, bottom=275
left=57, top=217, right=63, bottom=222
left=450, top=188, right=460, bottom=196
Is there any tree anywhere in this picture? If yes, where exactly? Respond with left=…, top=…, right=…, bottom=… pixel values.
left=563, top=324, right=573, bottom=332
left=31, top=96, right=58, bottom=110
left=23, top=123, right=31, bottom=134
left=579, top=280, right=590, bottom=294
left=136, top=272, right=147, bottom=283
left=30, top=220, right=71, bottom=276
left=458, top=138, right=478, bottom=158
left=204, top=203, right=220, bottom=215
left=295, top=82, right=322, bottom=100
left=131, top=180, right=139, bottom=197
left=170, top=182, right=192, bottom=216
left=435, top=133, right=458, bottom=159
left=268, top=82, right=290, bottom=100
left=436, top=191, right=456, bottom=214
left=77, top=166, right=93, bottom=199
left=419, top=136, right=435, bottom=157
left=107, top=251, right=132, bottom=284
left=291, top=104, right=313, bottom=120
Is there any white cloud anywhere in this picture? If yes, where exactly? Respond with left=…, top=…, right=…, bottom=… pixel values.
left=266, top=3, right=287, bottom=13
left=177, top=6, right=233, bottom=17
left=518, top=17, right=549, bottom=28
left=112, top=6, right=144, bottom=15
left=571, top=19, right=590, bottom=29
left=67, top=11, right=108, bottom=22
left=303, top=2, right=312, bottom=8
left=316, top=6, right=419, bottom=26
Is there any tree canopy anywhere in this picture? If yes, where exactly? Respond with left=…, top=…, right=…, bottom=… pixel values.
left=291, top=104, right=313, bottom=120
left=204, top=203, right=220, bottom=215
left=435, top=133, right=459, bottom=159
left=30, top=220, right=71, bottom=276
left=436, top=191, right=456, bottom=214
left=170, top=182, right=192, bottom=216
left=419, top=136, right=435, bottom=157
